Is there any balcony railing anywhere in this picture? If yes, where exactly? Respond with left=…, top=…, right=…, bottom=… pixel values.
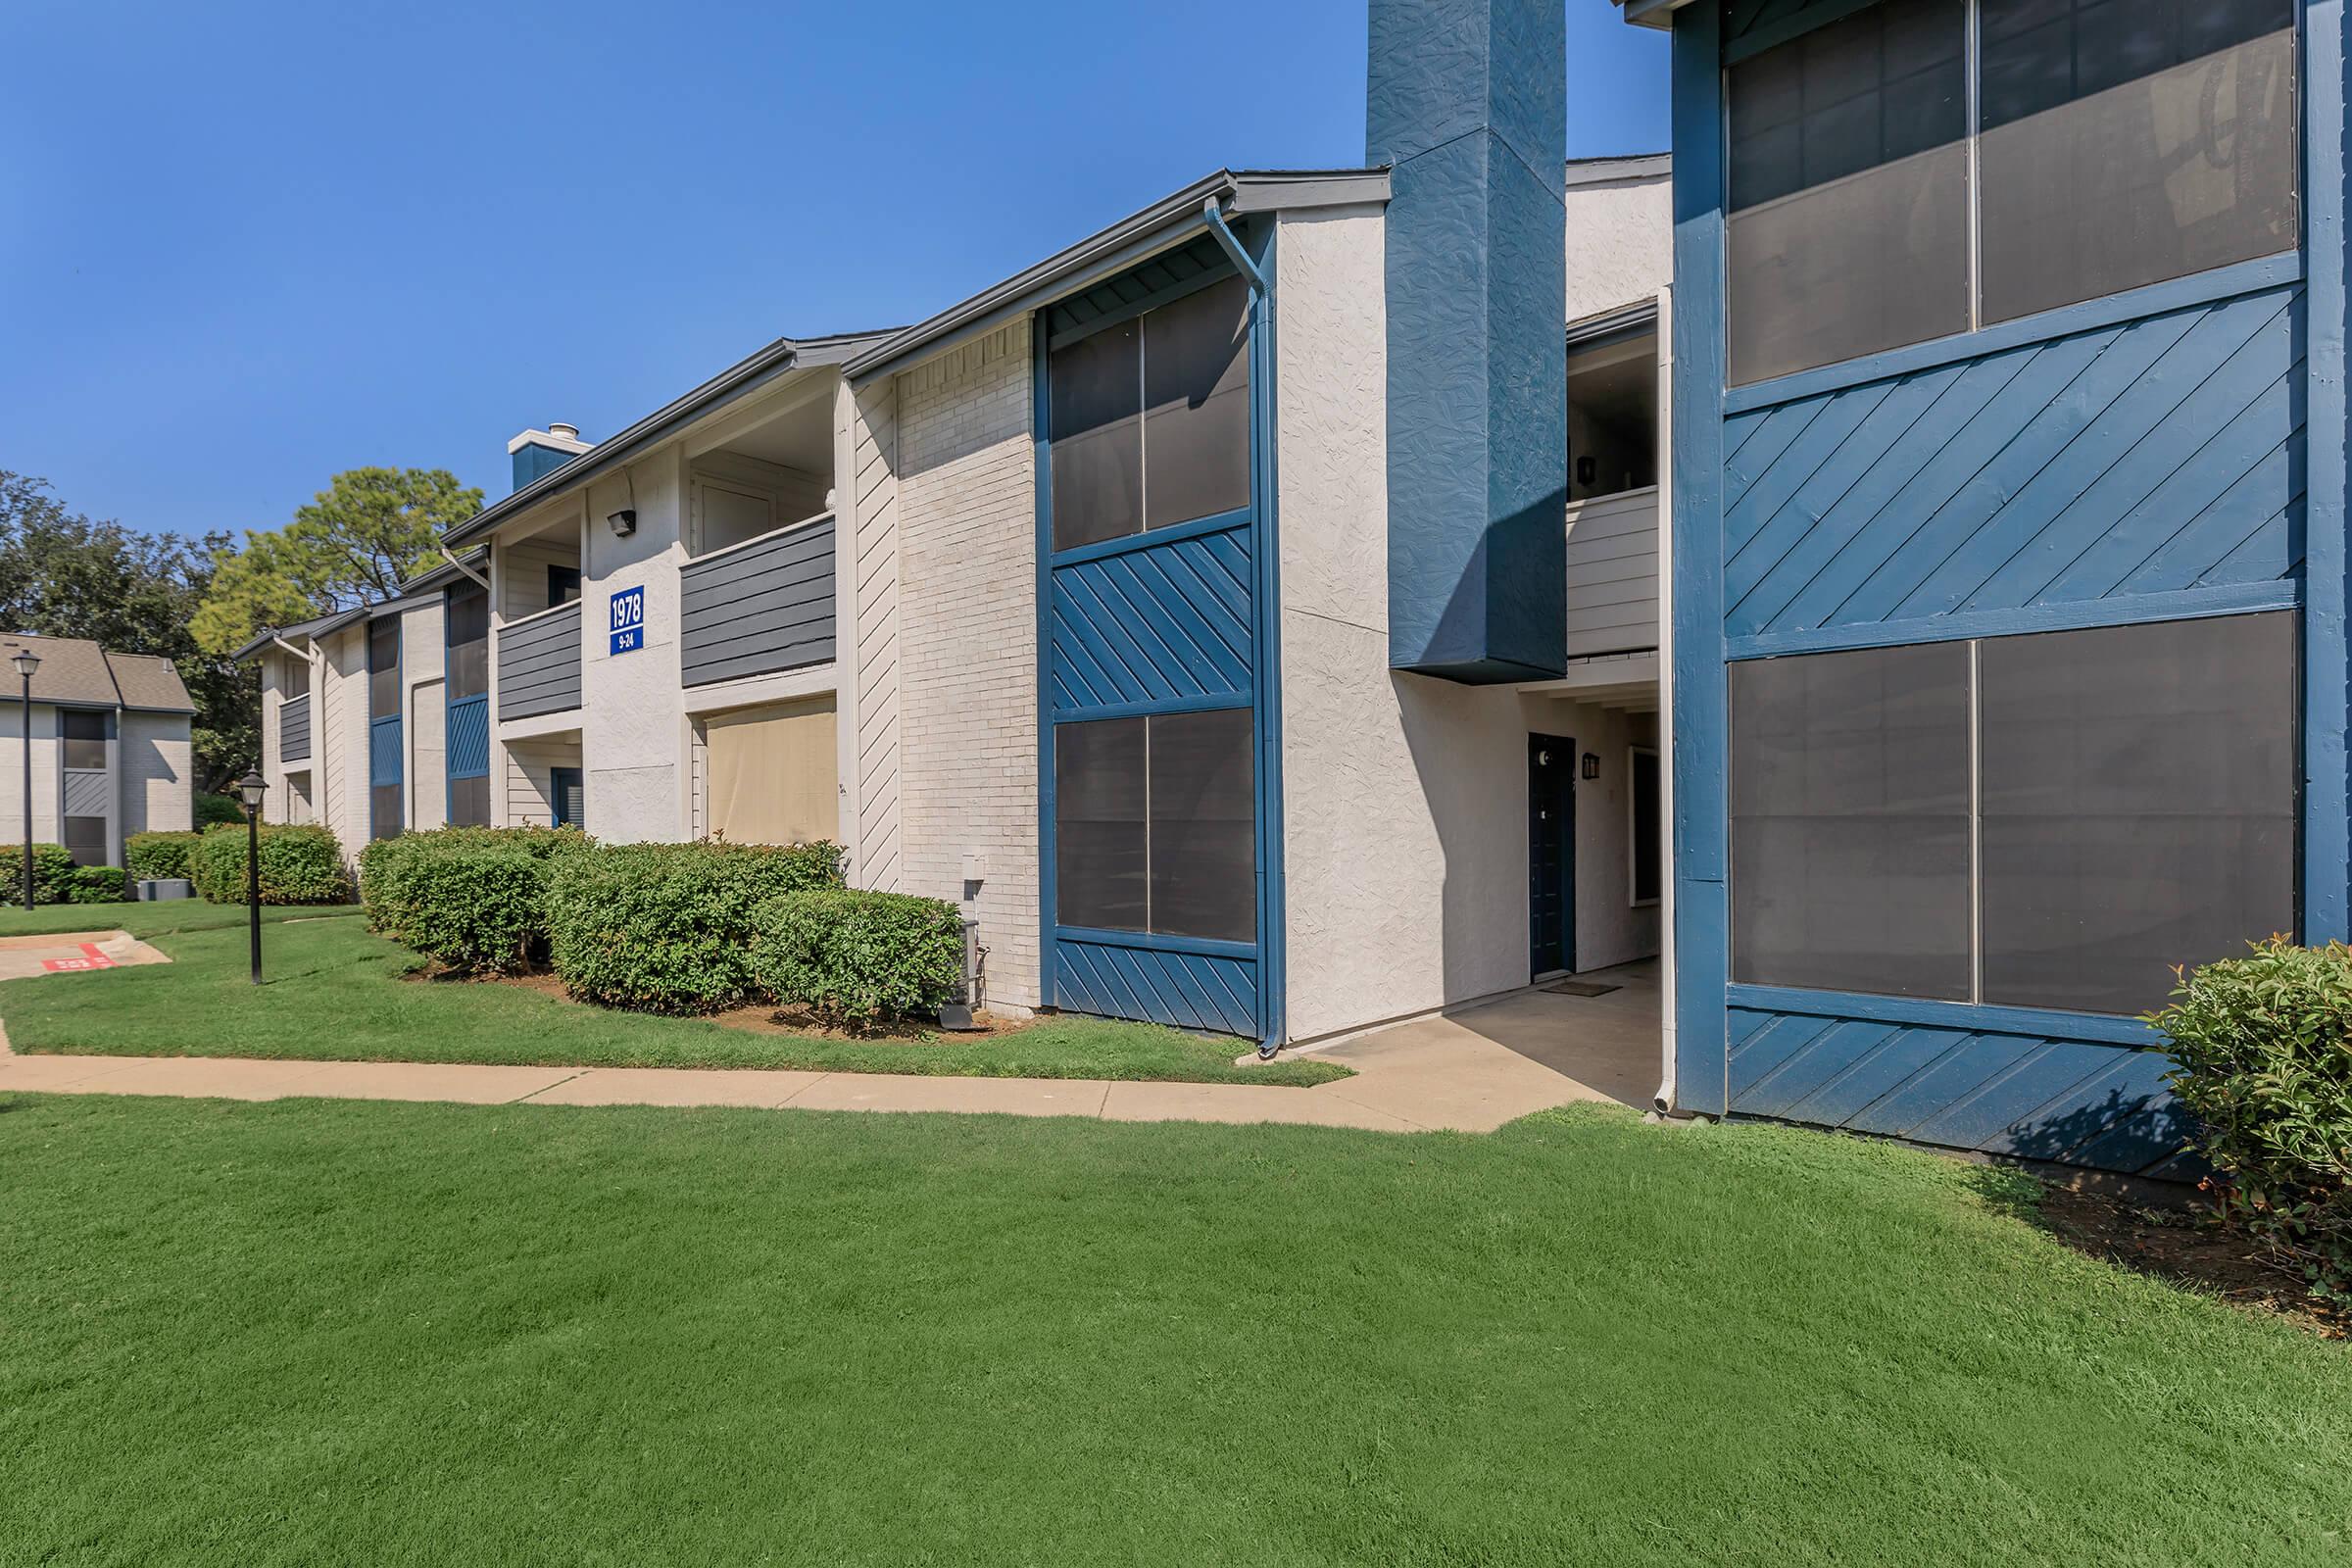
left=497, top=599, right=582, bottom=720
left=679, top=513, right=836, bottom=688
left=1563, top=485, right=1661, bottom=660
left=278, top=692, right=311, bottom=763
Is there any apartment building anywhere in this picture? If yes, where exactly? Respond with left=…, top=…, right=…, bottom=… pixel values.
left=0, top=632, right=194, bottom=865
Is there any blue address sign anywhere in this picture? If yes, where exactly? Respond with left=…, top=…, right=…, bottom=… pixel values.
left=609, top=585, right=646, bottom=655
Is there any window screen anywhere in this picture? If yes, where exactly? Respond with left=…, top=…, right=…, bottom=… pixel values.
left=1142, top=275, right=1252, bottom=530
left=1631, top=747, right=1661, bottom=906
left=1049, top=321, right=1144, bottom=552
left=1055, top=709, right=1256, bottom=942
left=1049, top=274, right=1252, bottom=552
left=368, top=617, right=400, bottom=718
left=64, top=814, right=108, bottom=866
left=370, top=785, right=402, bottom=843
left=449, top=774, right=490, bottom=828
left=1727, top=0, right=1971, bottom=385
left=1567, top=333, right=1658, bottom=501
left=1731, top=642, right=1974, bottom=1000
left=61, top=710, right=107, bottom=770
left=1979, top=613, right=2295, bottom=1014
left=1054, top=716, right=1148, bottom=930
left=1979, top=0, right=2298, bottom=325
left=1147, top=706, right=1255, bottom=942
left=446, top=586, right=489, bottom=700
left=548, top=564, right=583, bottom=605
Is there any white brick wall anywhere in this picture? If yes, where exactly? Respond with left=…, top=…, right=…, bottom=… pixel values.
left=890, top=320, right=1043, bottom=1012
left=119, top=710, right=193, bottom=835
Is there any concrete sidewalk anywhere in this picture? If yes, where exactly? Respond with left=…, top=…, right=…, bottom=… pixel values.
left=0, top=971, right=1658, bottom=1133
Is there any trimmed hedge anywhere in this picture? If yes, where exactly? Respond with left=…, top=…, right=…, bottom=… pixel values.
left=2155, top=938, right=2352, bottom=1303
left=64, top=864, right=130, bottom=904
left=0, top=844, right=78, bottom=906
left=189, top=822, right=347, bottom=906
left=125, top=830, right=201, bottom=883
left=360, top=825, right=591, bottom=974
left=749, top=888, right=965, bottom=1027
left=547, top=839, right=845, bottom=1013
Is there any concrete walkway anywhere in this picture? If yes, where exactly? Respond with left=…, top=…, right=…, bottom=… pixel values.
left=0, top=964, right=1664, bottom=1134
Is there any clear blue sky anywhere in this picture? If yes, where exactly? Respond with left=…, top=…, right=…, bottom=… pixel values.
left=0, top=2, right=1667, bottom=542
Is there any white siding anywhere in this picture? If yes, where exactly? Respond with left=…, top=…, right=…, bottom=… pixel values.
left=1564, top=488, right=1661, bottom=658
left=846, top=375, right=904, bottom=890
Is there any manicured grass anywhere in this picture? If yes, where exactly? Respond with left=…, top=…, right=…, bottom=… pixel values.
left=0, top=913, right=1346, bottom=1086
left=0, top=900, right=363, bottom=940
left=0, top=1095, right=2343, bottom=1565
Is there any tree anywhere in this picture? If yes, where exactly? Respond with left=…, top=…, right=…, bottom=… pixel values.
left=0, top=470, right=255, bottom=789
left=190, top=467, right=483, bottom=657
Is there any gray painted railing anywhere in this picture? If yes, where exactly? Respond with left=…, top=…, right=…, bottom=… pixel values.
left=279, top=693, right=311, bottom=761
left=679, top=514, right=835, bottom=688
left=497, top=600, right=582, bottom=720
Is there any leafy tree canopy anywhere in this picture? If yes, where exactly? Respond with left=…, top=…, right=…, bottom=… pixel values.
left=190, top=466, right=483, bottom=657
left=0, top=470, right=251, bottom=788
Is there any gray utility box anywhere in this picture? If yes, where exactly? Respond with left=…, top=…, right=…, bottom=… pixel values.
left=136, top=878, right=194, bottom=902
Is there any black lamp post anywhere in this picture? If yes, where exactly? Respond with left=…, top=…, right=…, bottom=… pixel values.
left=237, top=769, right=268, bottom=985
left=11, top=647, right=38, bottom=912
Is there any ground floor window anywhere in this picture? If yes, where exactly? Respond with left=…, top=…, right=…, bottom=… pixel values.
left=703, top=698, right=836, bottom=847
left=64, top=813, right=108, bottom=866
left=1055, top=707, right=1254, bottom=943
left=550, top=767, right=584, bottom=831
left=1729, top=612, right=2295, bottom=1015
left=1629, top=746, right=1661, bottom=907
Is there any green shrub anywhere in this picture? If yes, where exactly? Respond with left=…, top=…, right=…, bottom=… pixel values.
left=547, top=839, right=845, bottom=1013
left=189, top=822, right=347, bottom=906
left=360, top=825, right=591, bottom=972
left=124, top=830, right=201, bottom=883
left=0, top=843, right=77, bottom=905
left=193, top=792, right=245, bottom=828
left=2152, top=937, right=2352, bottom=1302
left=64, top=864, right=130, bottom=904
left=749, top=888, right=965, bottom=1027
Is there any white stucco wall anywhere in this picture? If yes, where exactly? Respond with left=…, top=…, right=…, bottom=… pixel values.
left=119, top=710, right=193, bottom=836
left=1274, top=202, right=1660, bottom=1044
left=1563, top=159, right=1671, bottom=324
left=887, top=319, right=1042, bottom=1013
left=574, top=461, right=683, bottom=841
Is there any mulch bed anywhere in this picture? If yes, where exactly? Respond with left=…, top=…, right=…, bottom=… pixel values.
left=2031, top=1180, right=2342, bottom=1340
left=418, top=964, right=1023, bottom=1045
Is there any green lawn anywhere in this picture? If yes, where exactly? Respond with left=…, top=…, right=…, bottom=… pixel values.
left=0, top=909, right=1346, bottom=1086
left=0, top=899, right=364, bottom=940
left=0, top=1095, right=2342, bottom=1565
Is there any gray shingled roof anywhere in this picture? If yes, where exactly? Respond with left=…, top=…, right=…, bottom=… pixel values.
left=0, top=632, right=195, bottom=713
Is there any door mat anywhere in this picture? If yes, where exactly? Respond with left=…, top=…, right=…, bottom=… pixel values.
left=1543, top=979, right=1621, bottom=999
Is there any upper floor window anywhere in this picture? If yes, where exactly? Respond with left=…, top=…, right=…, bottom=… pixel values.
left=61, top=710, right=107, bottom=770
left=1048, top=273, right=1251, bottom=553
left=367, top=617, right=400, bottom=720
left=1567, top=330, right=1659, bottom=502
left=1727, top=0, right=2297, bottom=386
left=445, top=585, right=488, bottom=702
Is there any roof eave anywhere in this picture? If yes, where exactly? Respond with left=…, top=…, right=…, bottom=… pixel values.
left=1619, top=0, right=1688, bottom=28
left=440, top=328, right=900, bottom=550
left=843, top=168, right=1391, bottom=383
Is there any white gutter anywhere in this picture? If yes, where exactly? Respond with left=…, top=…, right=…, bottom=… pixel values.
left=270, top=635, right=324, bottom=669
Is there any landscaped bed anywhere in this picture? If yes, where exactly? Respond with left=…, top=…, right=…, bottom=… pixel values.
left=0, top=909, right=1347, bottom=1086
left=0, top=1093, right=2344, bottom=1565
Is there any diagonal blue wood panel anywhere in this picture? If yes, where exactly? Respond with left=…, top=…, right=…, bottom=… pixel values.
left=446, top=694, right=489, bottom=780
left=1724, top=284, right=2306, bottom=643
left=1049, top=523, right=1251, bottom=710
left=1054, top=938, right=1257, bottom=1039
left=368, top=714, right=402, bottom=787
left=1727, top=1005, right=2194, bottom=1174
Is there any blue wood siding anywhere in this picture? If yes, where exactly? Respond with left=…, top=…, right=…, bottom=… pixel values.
left=497, top=602, right=581, bottom=720
left=277, top=694, right=310, bottom=763
left=1728, top=1004, right=2193, bottom=1177
left=1048, top=516, right=1251, bottom=712
left=368, top=713, right=402, bottom=787
left=1722, top=282, right=2304, bottom=653
left=679, top=516, right=836, bottom=688
left=446, top=693, right=489, bottom=779
left=1663, top=0, right=2346, bottom=1173
left=1054, top=935, right=1259, bottom=1039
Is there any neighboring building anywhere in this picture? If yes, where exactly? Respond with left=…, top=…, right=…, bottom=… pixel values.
left=1624, top=0, right=2328, bottom=1177
left=241, top=0, right=2333, bottom=1179
left=0, top=632, right=195, bottom=864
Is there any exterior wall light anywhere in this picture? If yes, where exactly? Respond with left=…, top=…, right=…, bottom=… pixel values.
left=1582, top=753, right=1600, bottom=780
left=607, top=510, right=637, bottom=537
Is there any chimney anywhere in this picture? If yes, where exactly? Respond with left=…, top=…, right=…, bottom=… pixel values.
left=507, top=422, right=592, bottom=492
left=1368, top=0, right=1567, bottom=683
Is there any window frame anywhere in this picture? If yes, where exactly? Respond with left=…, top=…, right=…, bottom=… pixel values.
left=1721, top=0, right=2304, bottom=388
left=1628, top=744, right=1662, bottom=908
left=1727, top=611, right=2301, bottom=1018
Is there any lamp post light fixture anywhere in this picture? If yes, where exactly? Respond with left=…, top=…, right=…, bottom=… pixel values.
left=236, top=769, right=268, bottom=985
left=10, top=647, right=39, bottom=912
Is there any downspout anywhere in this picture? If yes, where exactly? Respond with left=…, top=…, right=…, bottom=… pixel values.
left=270, top=635, right=324, bottom=670
left=441, top=547, right=490, bottom=591
left=1652, top=282, right=1679, bottom=1115
left=1203, top=197, right=1287, bottom=1062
